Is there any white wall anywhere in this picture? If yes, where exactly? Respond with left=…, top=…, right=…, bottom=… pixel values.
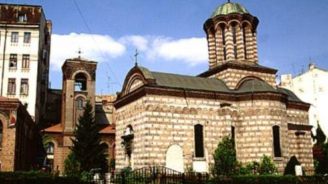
left=280, top=64, right=328, bottom=137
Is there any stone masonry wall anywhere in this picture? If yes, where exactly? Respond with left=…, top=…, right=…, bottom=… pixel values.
left=0, top=115, right=16, bottom=171
left=212, top=68, right=276, bottom=89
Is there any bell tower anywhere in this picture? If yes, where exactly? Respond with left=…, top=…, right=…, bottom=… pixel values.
left=204, top=1, right=259, bottom=69
left=61, top=58, right=97, bottom=133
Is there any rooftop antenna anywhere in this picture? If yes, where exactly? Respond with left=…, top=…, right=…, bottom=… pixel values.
left=134, top=49, right=139, bottom=66
left=77, top=48, right=82, bottom=59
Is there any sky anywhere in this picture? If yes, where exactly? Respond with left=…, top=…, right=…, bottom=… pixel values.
left=4, top=0, right=328, bottom=94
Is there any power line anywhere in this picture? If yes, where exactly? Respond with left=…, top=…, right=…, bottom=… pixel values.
left=72, top=0, right=121, bottom=93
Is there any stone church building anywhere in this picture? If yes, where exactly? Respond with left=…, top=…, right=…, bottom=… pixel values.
left=114, top=2, right=314, bottom=173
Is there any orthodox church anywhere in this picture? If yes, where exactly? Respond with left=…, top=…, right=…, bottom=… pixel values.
left=114, top=1, right=314, bottom=174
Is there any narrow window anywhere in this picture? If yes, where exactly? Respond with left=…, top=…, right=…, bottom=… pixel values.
left=273, top=125, right=282, bottom=157
left=22, top=54, right=30, bottom=69
left=20, top=79, right=29, bottom=95
left=194, top=124, right=204, bottom=158
left=74, top=73, right=87, bottom=91
left=76, top=97, right=84, bottom=110
left=242, top=25, right=247, bottom=59
left=231, top=126, right=235, bottom=146
left=23, top=32, right=31, bottom=43
left=46, top=142, right=54, bottom=155
left=232, top=24, right=238, bottom=59
left=11, top=32, right=18, bottom=43
left=220, top=24, right=227, bottom=60
left=0, top=121, right=3, bottom=147
left=9, top=54, right=17, bottom=69
left=7, top=78, right=16, bottom=95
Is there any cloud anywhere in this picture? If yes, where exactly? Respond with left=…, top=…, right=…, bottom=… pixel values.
left=50, top=33, right=126, bottom=70
left=120, top=35, right=208, bottom=65
left=148, top=37, right=208, bottom=65
left=50, top=33, right=208, bottom=71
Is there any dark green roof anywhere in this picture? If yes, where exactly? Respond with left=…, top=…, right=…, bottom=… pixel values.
left=132, top=66, right=302, bottom=103
left=211, top=2, right=249, bottom=17
left=151, top=72, right=231, bottom=93
left=237, top=78, right=276, bottom=93
left=277, top=88, right=302, bottom=102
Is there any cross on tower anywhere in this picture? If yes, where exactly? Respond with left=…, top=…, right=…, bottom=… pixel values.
left=134, top=49, right=139, bottom=66
left=77, top=48, right=82, bottom=59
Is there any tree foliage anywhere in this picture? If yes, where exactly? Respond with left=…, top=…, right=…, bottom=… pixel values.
left=64, top=152, right=80, bottom=177
left=70, top=101, right=108, bottom=174
left=258, top=155, right=277, bottom=175
left=212, top=136, right=237, bottom=176
left=312, top=123, right=328, bottom=174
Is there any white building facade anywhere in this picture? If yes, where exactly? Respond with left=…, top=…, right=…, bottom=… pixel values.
left=0, top=4, right=51, bottom=124
left=280, top=64, right=328, bottom=136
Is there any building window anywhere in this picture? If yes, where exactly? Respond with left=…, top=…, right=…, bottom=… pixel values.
left=194, top=124, right=204, bottom=158
left=273, top=125, right=282, bottom=157
left=11, top=32, right=18, bottom=43
left=7, top=78, right=16, bottom=95
left=20, top=79, right=29, bottom=95
left=232, top=24, right=238, bottom=59
left=9, top=54, right=17, bottom=69
left=76, top=97, right=84, bottom=110
left=242, top=25, right=247, bottom=59
left=74, top=73, right=87, bottom=91
left=46, top=142, right=54, bottom=155
left=220, top=24, right=227, bottom=61
left=23, top=32, right=31, bottom=43
left=231, top=126, right=235, bottom=146
left=18, top=14, right=27, bottom=22
left=22, top=54, right=30, bottom=69
left=0, top=121, right=3, bottom=147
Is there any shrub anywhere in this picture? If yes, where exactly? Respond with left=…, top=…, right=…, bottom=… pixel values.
left=212, top=136, right=237, bottom=176
left=258, top=155, right=277, bottom=175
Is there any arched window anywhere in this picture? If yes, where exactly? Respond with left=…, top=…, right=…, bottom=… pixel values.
left=231, top=126, right=235, bottom=147
left=231, top=23, right=238, bottom=59
left=242, top=25, right=248, bottom=59
left=273, top=125, right=282, bottom=157
left=75, top=97, right=84, bottom=110
left=74, top=73, right=87, bottom=91
left=220, top=24, right=227, bottom=61
left=0, top=121, right=3, bottom=147
left=46, top=142, right=54, bottom=155
left=194, top=124, right=204, bottom=158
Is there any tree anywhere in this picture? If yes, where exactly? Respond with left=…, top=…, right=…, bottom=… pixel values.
left=312, top=123, right=328, bottom=174
left=70, top=100, right=108, bottom=173
left=258, top=155, right=277, bottom=175
left=64, top=152, right=80, bottom=177
left=212, top=136, right=237, bottom=176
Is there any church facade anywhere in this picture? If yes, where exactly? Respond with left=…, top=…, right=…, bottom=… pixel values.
left=114, top=2, right=314, bottom=174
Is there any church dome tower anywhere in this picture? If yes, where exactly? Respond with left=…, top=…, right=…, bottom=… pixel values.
left=204, top=1, right=259, bottom=69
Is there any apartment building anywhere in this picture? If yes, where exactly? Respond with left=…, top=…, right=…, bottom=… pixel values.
left=0, top=3, right=52, bottom=124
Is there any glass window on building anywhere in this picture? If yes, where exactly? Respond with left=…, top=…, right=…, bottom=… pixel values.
left=11, top=32, right=18, bottom=43
left=22, top=54, right=30, bottom=69
left=7, top=78, right=16, bottom=95
left=18, top=14, right=27, bottom=22
left=20, top=79, right=29, bottom=95
left=23, top=32, right=31, bottom=43
left=9, top=54, right=17, bottom=69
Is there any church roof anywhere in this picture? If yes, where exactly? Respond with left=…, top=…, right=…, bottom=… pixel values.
left=237, top=78, right=276, bottom=93
left=150, top=72, right=231, bottom=93
left=211, top=2, right=249, bottom=18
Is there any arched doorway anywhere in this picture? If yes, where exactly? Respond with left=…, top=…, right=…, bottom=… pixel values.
left=165, top=144, right=184, bottom=172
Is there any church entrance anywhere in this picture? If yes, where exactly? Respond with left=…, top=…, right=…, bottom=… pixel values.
left=165, top=144, right=184, bottom=172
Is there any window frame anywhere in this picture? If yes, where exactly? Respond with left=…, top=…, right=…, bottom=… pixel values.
left=7, top=78, right=16, bottom=95
left=9, top=54, right=18, bottom=69
left=272, top=125, right=282, bottom=157
left=20, top=78, right=29, bottom=96
left=194, top=124, right=205, bottom=158
left=23, top=32, right=31, bottom=44
left=11, top=32, right=19, bottom=43
left=22, top=54, right=30, bottom=69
